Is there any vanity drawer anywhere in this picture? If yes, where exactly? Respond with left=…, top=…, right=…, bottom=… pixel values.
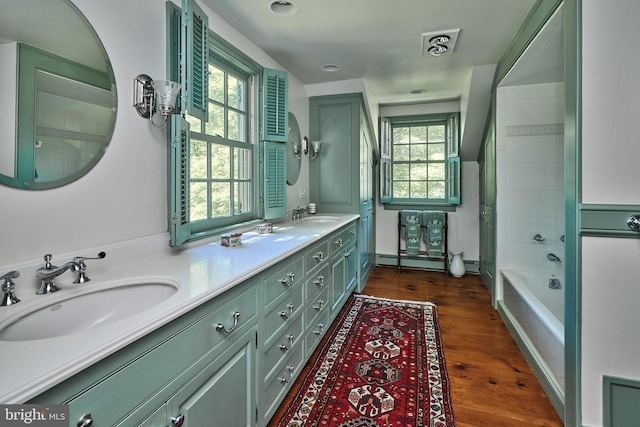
left=263, top=342, right=304, bottom=422
left=304, top=239, right=330, bottom=275
left=263, top=284, right=303, bottom=342
left=305, top=285, right=329, bottom=328
left=331, top=223, right=357, bottom=255
left=264, top=256, right=304, bottom=310
left=65, top=283, right=258, bottom=426
left=305, top=307, right=330, bottom=358
left=305, top=263, right=330, bottom=302
left=263, top=313, right=303, bottom=381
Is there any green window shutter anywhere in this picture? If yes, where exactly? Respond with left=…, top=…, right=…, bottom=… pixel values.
left=447, top=156, right=461, bottom=205
left=261, top=68, right=288, bottom=142
left=447, top=112, right=459, bottom=157
left=263, top=141, right=287, bottom=219
left=169, top=116, right=191, bottom=246
left=380, top=117, right=392, bottom=159
left=182, top=0, right=209, bottom=121
left=379, top=158, right=392, bottom=204
left=379, top=117, right=392, bottom=203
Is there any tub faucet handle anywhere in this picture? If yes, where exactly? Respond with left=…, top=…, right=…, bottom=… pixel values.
left=532, top=234, right=545, bottom=242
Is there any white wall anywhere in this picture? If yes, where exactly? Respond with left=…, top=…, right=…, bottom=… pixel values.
left=0, top=42, right=17, bottom=177
left=375, top=101, right=480, bottom=264
left=0, top=0, right=309, bottom=267
left=581, top=0, right=640, bottom=425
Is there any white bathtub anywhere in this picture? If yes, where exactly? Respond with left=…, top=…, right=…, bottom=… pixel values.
left=499, top=269, right=565, bottom=401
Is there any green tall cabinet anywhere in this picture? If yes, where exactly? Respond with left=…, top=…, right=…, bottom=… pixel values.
left=309, top=93, right=376, bottom=288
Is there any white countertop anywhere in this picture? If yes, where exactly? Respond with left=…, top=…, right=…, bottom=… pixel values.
left=0, top=214, right=359, bottom=403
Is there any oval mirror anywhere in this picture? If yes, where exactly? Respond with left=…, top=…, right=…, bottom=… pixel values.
left=287, top=113, right=301, bottom=185
left=0, top=0, right=117, bottom=190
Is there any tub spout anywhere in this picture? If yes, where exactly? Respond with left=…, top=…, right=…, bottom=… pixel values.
left=546, top=253, right=561, bottom=263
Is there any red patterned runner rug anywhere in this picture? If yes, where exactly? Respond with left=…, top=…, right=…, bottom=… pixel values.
left=278, top=294, right=455, bottom=427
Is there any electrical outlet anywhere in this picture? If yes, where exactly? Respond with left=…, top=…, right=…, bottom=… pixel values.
left=299, top=188, right=307, bottom=199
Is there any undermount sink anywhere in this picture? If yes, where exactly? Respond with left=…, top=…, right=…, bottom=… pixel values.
left=300, top=215, right=341, bottom=223
left=0, top=280, right=179, bottom=341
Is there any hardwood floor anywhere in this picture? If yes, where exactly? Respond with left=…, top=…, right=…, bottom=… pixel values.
left=268, top=266, right=563, bottom=426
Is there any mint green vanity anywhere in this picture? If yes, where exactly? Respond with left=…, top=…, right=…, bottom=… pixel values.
left=23, top=218, right=358, bottom=427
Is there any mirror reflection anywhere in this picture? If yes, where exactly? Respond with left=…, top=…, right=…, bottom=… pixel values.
left=0, top=0, right=117, bottom=190
left=286, top=113, right=301, bottom=185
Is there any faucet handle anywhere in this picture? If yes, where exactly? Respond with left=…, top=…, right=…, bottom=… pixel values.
left=1, top=271, right=20, bottom=306
left=43, top=253, right=54, bottom=268
left=72, top=252, right=106, bottom=284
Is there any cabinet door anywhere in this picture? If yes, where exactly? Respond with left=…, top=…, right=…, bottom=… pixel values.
left=345, top=243, right=357, bottom=295
left=166, top=328, right=256, bottom=427
left=331, top=250, right=346, bottom=314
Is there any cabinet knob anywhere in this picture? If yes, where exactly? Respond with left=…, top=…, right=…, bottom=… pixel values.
left=314, top=323, right=325, bottom=335
left=627, top=214, right=640, bottom=232
left=77, top=414, right=93, bottom=427
left=171, top=414, right=185, bottom=427
left=313, top=300, right=325, bottom=311
left=313, top=251, right=325, bottom=262
left=334, top=238, right=343, bottom=247
left=313, top=275, right=325, bottom=286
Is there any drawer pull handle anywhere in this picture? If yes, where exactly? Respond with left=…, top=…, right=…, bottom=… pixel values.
left=77, top=414, right=93, bottom=427
left=313, top=300, right=325, bottom=311
left=313, top=275, right=325, bottom=286
left=313, top=251, right=325, bottom=262
left=216, top=311, right=240, bottom=334
left=279, top=303, right=295, bottom=319
left=279, top=365, right=295, bottom=384
left=334, top=238, right=343, bottom=247
left=171, top=414, right=185, bottom=427
left=279, top=344, right=289, bottom=351
left=350, top=230, right=356, bottom=235
left=288, top=334, right=295, bottom=344
left=314, top=323, right=325, bottom=336
left=280, top=272, right=295, bottom=286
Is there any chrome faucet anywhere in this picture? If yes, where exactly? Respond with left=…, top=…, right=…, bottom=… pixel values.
left=546, top=253, right=561, bottom=263
left=35, top=254, right=81, bottom=294
left=35, top=252, right=107, bottom=294
left=292, top=207, right=306, bottom=220
left=532, top=233, right=545, bottom=242
left=1, top=271, right=20, bottom=306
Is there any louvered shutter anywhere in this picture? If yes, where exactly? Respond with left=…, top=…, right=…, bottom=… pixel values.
left=169, top=116, right=191, bottom=246
left=261, top=68, right=288, bottom=142
left=264, top=141, right=287, bottom=219
left=447, top=112, right=459, bottom=157
left=447, top=156, right=461, bottom=205
left=182, top=0, right=208, bottom=121
left=379, top=117, right=392, bottom=203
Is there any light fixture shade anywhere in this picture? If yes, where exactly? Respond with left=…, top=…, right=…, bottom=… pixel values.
left=151, top=80, right=181, bottom=115
left=310, top=140, right=322, bottom=159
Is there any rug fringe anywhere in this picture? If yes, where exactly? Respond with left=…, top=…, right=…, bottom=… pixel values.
left=356, top=293, right=437, bottom=308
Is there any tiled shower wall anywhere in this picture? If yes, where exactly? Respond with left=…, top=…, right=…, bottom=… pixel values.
left=496, top=82, right=565, bottom=280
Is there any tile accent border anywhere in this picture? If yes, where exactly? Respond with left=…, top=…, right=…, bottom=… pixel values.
left=506, top=124, right=564, bottom=137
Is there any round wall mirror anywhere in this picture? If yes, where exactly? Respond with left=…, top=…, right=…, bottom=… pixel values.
left=0, top=0, right=117, bottom=190
left=286, top=112, right=302, bottom=185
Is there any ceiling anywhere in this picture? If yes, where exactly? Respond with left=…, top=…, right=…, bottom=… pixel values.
left=201, top=0, right=538, bottom=107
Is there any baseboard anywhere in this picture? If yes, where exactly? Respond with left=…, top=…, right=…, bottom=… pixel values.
left=375, top=253, right=479, bottom=274
left=497, top=301, right=565, bottom=422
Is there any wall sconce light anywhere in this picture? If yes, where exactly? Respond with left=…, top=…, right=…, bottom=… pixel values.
left=310, top=140, right=322, bottom=159
left=133, top=74, right=181, bottom=127
left=293, top=136, right=309, bottom=159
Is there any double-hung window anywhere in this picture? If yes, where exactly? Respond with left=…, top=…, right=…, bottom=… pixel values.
left=185, top=59, right=253, bottom=233
left=167, top=0, right=268, bottom=246
left=380, top=113, right=460, bottom=207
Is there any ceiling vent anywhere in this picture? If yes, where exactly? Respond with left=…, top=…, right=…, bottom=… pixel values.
left=421, top=29, right=461, bottom=57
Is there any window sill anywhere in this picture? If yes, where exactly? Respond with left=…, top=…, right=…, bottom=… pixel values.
left=382, top=202, right=457, bottom=212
